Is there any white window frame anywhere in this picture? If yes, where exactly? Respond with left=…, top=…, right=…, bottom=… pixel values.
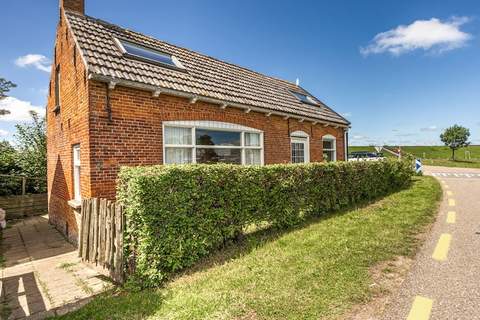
left=72, top=145, right=81, bottom=201
left=322, top=134, right=337, bottom=162
left=290, top=130, right=310, bottom=163
left=162, top=121, right=264, bottom=165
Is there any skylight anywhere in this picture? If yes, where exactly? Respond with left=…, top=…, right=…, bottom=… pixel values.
left=291, top=91, right=318, bottom=105
left=116, top=39, right=184, bottom=70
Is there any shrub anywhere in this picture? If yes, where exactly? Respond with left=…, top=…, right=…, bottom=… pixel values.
left=118, top=160, right=413, bottom=286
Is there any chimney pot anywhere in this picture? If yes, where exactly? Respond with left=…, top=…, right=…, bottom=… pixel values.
left=60, top=0, right=84, bottom=15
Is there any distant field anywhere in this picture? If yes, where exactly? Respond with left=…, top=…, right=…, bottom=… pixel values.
left=349, top=145, right=480, bottom=169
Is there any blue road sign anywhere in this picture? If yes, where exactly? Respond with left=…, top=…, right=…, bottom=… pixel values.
left=415, top=159, right=422, bottom=174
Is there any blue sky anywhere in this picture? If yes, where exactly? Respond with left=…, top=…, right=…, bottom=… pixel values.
left=1, top=0, right=479, bottom=146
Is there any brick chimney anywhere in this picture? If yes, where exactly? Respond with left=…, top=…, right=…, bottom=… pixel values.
left=60, top=0, right=84, bottom=15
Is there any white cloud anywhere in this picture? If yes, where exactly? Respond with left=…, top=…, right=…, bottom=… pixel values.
left=361, top=17, right=472, bottom=56
left=341, top=112, right=352, bottom=118
left=15, top=54, right=52, bottom=73
left=0, top=129, right=9, bottom=137
left=352, top=135, right=367, bottom=140
left=0, top=97, right=45, bottom=122
left=420, top=125, right=438, bottom=132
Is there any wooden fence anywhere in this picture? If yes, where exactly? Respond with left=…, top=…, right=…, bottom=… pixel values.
left=79, top=198, right=125, bottom=283
left=0, top=194, right=48, bottom=220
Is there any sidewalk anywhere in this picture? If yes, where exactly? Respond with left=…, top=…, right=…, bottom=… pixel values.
left=0, top=215, right=111, bottom=319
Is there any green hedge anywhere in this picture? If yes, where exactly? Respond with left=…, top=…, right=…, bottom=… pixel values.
left=118, top=160, right=413, bottom=286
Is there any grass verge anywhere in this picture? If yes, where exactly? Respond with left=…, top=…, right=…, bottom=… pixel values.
left=54, top=176, right=441, bottom=320
left=350, top=146, right=480, bottom=168
left=420, top=158, right=480, bottom=169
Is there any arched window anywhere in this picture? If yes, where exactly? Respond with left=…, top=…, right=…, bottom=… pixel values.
left=163, top=121, right=264, bottom=165
left=290, top=131, right=310, bottom=163
left=322, top=134, right=337, bottom=162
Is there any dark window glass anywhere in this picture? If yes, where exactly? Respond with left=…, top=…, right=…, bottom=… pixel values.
left=196, top=129, right=241, bottom=146
left=196, top=148, right=241, bottom=164
left=120, top=40, right=177, bottom=67
left=291, top=142, right=305, bottom=163
left=323, top=150, right=335, bottom=162
left=323, top=140, right=334, bottom=149
left=55, top=66, right=60, bottom=107
left=292, top=91, right=318, bottom=105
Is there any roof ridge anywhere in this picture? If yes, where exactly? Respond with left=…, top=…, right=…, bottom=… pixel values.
left=65, top=10, right=298, bottom=87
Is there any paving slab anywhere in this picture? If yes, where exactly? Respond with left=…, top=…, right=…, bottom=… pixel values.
left=1, top=215, right=112, bottom=319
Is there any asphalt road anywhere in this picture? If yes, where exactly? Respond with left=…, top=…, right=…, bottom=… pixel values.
left=382, top=166, right=480, bottom=320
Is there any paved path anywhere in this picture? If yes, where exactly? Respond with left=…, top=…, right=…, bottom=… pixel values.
left=0, top=215, right=111, bottom=319
left=382, top=166, right=480, bottom=320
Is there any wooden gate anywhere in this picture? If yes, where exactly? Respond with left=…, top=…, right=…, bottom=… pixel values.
left=79, top=198, right=125, bottom=283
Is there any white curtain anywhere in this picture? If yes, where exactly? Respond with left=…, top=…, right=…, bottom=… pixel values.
left=165, top=148, right=192, bottom=164
left=245, top=149, right=261, bottom=165
left=245, top=132, right=260, bottom=146
left=165, top=127, right=192, bottom=145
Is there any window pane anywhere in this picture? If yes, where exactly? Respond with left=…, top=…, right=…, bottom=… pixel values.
left=196, top=148, right=241, bottom=164
left=292, top=91, right=317, bottom=105
left=245, top=132, right=260, bottom=146
left=291, top=142, right=305, bottom=163
left=165, top=147, right=192, bottom=164
left=196, top=129, right=240, bottom=146
left=165, top=127, right=192, bottom=145
left=72, top=145, right=81, bottom=200
left=323, top=140, right=334, bottom=150
left=121, top=40, right=176, bottom=67
left=323, top=150, right=335, bottom=162
left=55, top=67, right=60, bottom=106
left=245, top=149, right=261, bottom=165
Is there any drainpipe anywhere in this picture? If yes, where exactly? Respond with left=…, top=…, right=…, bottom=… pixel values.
left=344, top=129, right=349, bottom=161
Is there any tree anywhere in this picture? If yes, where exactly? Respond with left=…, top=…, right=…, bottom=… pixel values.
left=440, top=125, right=470, bottom=160
left=0, top=141, right=22, bottom=196
left=0, top=77, right=17, bottom=116
left=14, top=111, right=47, bottom=193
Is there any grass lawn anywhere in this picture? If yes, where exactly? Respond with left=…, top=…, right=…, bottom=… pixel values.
left=55, top=176, right=441, bottom=320
left=350, top=145, right=480, bottom=168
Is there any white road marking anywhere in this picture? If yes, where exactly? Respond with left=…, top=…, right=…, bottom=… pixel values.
left=431, top=172, right=480, bottom=179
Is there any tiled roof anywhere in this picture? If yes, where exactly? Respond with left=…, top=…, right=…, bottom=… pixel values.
left=65, top=11, right=349, bottom=126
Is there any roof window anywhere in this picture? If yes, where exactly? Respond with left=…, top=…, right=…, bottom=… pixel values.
left=115, top=38, right=185, bottom=70
left=291, top=91, right=318, bottom=105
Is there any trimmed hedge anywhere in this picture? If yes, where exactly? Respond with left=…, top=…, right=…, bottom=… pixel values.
left=118, top=160, right=413, bottom=286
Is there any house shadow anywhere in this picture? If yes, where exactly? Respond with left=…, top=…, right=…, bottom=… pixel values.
left=3, top=215, right=76, bottom=269
left=0, top=271, right=47, bottom=318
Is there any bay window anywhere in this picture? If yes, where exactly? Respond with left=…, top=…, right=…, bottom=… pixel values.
left=163, top=121, right=263, bottom=165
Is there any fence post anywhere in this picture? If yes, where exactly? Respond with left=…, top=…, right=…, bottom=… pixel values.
left=21, top=177, right=26, bottom=195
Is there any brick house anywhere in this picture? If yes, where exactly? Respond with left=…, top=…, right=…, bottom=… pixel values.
left=47, top=0, right=350, bottom=243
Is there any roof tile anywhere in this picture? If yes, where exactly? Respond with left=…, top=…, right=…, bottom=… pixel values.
left=65, top=11, right=349, bottom=125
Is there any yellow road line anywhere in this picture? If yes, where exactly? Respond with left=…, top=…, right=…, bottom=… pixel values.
left=447, top=211, right=456, bottom=224
left=407, top=296, right=434, bottom=320
left=432, top=233, right=452, bottom=261
left=448, top=198, right=456, bottom=206
left=447, top=191, right=453, bottom=196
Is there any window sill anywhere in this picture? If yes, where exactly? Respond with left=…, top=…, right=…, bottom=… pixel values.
left=68, top=199, right=81, bottom=210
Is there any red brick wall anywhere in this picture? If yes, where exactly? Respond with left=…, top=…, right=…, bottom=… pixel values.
left=46, top=12, right=91, bottom=244
left=87, top=82, right=346, bottom=199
